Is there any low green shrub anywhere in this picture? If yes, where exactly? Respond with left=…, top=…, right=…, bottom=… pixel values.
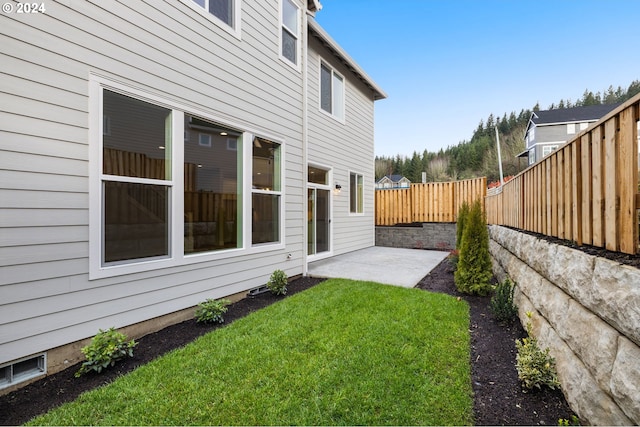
left=490, top=278, right=518, bottom=323
left=558, top=415, right=580, bottom=426
left=267, top=269, right=288, bottom=296
left=195, top=298, right=230, bottom=324
left=75, top=327, right=137, bottom=377
left=515, top=313, right=560, bottom=390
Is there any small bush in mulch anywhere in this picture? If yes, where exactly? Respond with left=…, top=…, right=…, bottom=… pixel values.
left=490, top=278, right=518, bottom=324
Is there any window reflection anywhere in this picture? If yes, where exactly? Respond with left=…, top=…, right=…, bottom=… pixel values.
left=184, top=115, right=242, bottom=254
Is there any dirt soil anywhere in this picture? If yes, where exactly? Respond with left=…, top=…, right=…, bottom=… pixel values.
left=1, top=262, right=575, bottom=426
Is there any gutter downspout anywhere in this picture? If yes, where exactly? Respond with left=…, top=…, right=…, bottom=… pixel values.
left=301, top=8, right=310, bottom=276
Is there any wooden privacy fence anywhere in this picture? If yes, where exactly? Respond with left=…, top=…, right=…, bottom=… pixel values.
left=486, top=94, right=640, bottom=255
left=375, top=177, right=487, bottom=225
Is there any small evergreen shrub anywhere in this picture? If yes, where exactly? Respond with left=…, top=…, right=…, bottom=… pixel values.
left=456, top=202, right=470, bottom=250
left=75, top=327, right=137, bottom=377
left=490, top=278, right=518, bottom=323
left=454, top=199, right=493, bottom=296
left=195, top=298, right=230, bottom=324
left=267, top=269, right=288, bottom=295
left=515, top=313, right=561, bottom=390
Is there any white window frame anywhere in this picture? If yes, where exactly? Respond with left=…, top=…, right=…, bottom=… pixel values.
left=349, top=171, right=364, bottom=214
left=319, top=60, right=345, bottom=122
left=251, top=136, right=285, bottom=246
left=528, top=149, right=535, bottom=165
left=567, top=123, right=576, bottom=134
left=279, top=0, right=301, bottom=70
left=89, top=76, right=284, bottom=280
left=182, top=0, right=241, bottom=39
left=542, top=145, right=559, bottom=157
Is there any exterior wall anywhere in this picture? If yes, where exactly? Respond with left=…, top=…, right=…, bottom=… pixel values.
left=375, top=224, right=456, bottom=251
left=0, top=0, right=307, bottom=375
left=489, top=225, right=640, bottom=425
left=306, top=35, right=377, bottom=257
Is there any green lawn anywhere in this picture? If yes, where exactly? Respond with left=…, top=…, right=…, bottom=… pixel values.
left=29, top=279, right=473, bottom=426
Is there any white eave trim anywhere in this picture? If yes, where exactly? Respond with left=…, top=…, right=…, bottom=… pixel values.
left=532, top=118, right=600, bottom=127
left=308, top=18, right=387, bottom=100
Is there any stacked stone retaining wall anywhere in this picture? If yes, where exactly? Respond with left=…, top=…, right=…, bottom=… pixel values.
left=375, top=223, right=456, bottom=250
left=489, top=225, right=640, bottom=425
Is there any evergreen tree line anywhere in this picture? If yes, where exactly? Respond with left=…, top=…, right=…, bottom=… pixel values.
left=375, top=79, right=640, bottom=184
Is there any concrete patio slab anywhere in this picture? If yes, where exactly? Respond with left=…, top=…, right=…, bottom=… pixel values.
left=307, top=246, right=449, bottom=288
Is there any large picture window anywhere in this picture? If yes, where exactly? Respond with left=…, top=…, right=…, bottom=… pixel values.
left=94, top=83, right=283, bottom=277
left=252, top=137, right=282, bottom=245
left=102, top=91, right=172, bottom=264
left=320, top=62, right=345, bottom=120
left=349, top=172, right=364, bottom=214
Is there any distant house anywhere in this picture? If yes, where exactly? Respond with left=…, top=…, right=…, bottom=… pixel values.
left=0, top=0, right=386, bottom=393
left=376, top=175, right=411, bottom=189
left=519, top=103, right=620, bottom=165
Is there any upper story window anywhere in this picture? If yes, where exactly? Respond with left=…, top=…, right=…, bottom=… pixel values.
left=527, top=127, right=535, bottom=146
left=281, top=0, right=300, bottom=66
left=320, top=62, right=345, bottom=121
left=191, top=0, right=236, bottom=29
left=567, top=123, right=576, bottom=134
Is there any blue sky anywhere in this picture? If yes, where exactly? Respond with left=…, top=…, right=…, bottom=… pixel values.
left=314, top=0, right=640, bottom=157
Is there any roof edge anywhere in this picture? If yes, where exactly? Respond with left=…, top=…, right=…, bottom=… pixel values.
left=308, top=18, right=387, bottom=101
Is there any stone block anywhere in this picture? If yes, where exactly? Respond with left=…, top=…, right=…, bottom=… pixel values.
left=592, top=258, right=640, bottom=347
left=610, top=336, right=640, bottom=424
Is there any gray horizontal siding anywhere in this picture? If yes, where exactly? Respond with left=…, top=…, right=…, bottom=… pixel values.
left=0, top=0, right=307, bottom=366
left=306, top=36, right=376, bottom=256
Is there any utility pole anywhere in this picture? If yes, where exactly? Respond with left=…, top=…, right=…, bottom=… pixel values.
left=495, top=126, right=504, bottom=187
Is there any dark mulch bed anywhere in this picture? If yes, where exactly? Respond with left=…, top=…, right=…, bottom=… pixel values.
left=417, top=258, right=575, bottom=425
left=1, top=263, right=575, bottom=426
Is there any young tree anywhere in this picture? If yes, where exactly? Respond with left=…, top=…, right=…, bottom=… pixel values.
left=454, top=199, right=493, bottom=295
left=455, top=202, right=470, bottom=249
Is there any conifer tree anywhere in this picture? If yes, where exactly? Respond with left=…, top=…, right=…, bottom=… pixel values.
left=456, top=202, right=470, bottom=250
left=454, top=199, right=493, bottom=295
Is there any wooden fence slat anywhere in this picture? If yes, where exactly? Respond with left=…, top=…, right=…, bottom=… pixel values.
left=572, top=141, right=582, bottom=245
left=618, top=108, right=638, bottom=254
left=604, top=116, right=618, bottom=251
left=581, top=134, right=592, bottom=245
left=563, top=145, right=573, bottom=240
left=591, top=125, right=604, bottom=247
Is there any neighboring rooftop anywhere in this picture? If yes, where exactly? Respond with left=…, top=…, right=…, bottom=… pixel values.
left=531, top=103, right=621, bottom=126
left=378, top=174, right=408, bottom=183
